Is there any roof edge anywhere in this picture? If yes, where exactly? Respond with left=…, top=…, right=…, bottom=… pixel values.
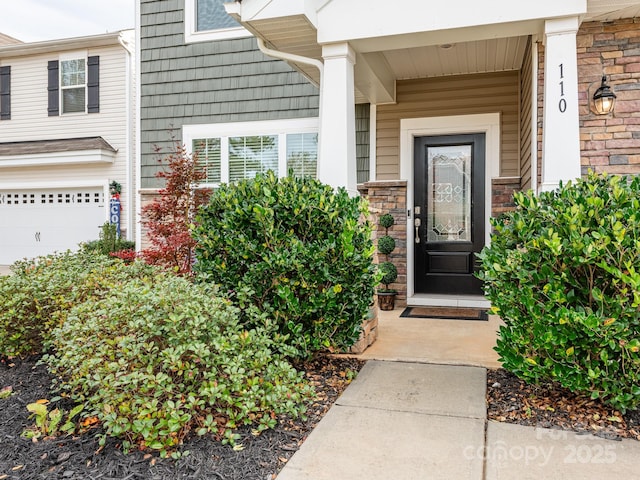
left=0, top=30, right=133, bottom=58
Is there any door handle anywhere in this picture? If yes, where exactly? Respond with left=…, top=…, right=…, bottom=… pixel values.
left=414, top=218, right=421, bottom=244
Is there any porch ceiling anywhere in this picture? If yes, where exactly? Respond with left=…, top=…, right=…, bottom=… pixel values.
left=382, top=36, right=530, bottom=80
left=240, top=1, right=640, bottom=103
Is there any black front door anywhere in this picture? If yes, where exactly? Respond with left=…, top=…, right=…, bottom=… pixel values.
left=413, top=133, right=485, bottom=295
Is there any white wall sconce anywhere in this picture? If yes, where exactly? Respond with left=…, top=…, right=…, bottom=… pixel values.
left=592, top=75, right=616, bottom=115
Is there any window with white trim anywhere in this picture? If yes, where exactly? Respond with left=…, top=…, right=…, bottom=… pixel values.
left=184, top=0, right=250, bottom=43
left=60, top=58, right=86, bottom=114
left=185, top=119, right=319, bottom=186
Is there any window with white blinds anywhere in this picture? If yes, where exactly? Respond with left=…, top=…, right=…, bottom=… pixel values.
left=286, top=133, right=318, bottom=178
left=186, top=118, right=319, bottom=186
left=229, top=135, right=279, bottom=181
left=192, top=138, right=221, bottom=183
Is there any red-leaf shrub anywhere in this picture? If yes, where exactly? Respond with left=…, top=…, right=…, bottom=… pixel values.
left=109, top=249, right=138, bottom=264
left=141, top=139, right=209, bottom=274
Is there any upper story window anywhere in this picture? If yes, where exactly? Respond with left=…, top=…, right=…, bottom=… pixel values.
left=60, top=59, right=85, bottom=114
left=184, top=0, right=251, bottom=43
left=48, top=53, right=99, bottom=117
left=184, top=118, right=319, bottom=187
left=0, top=66, right=10, bottom=121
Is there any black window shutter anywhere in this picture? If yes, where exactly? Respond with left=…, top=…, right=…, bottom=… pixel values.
left=87, top=56, right=99, bottom=113
left=0, top=66, right=10, bottom=120
left=47, top=60, right=59, bottom=116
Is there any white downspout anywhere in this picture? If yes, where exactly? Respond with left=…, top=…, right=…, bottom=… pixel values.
left=531, top=37, right=539, bottom=195
left=119, top=32, right=135, bottom=241
left=133, top=2, right=142, bottom=251
left=255, top=37, right=323, bottom=80
left=255, top=38, right=325, bottom=165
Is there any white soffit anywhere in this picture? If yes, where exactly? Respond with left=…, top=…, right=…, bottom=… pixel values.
left=382, top=36, right=530, bottom=80
left=585, top=0, right=640, bottom=21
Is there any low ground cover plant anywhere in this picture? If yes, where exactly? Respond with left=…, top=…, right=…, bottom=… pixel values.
left=0, top=250, right=152, bottom=357
left=478, top=172, right=640, bottom=412
left=42, top=272, right=312, bottom=456
left=193, top=171, right=379, bottom=358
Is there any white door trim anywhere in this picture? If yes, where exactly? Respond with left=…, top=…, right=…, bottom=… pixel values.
left=400, top=113, right=500, bottom=304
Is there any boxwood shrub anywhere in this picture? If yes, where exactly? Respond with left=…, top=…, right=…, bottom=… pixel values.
left=42, top=273, right=313, bottom=456
left=192, top=171, right=378, bottom=358
left=478, top=172, right=640, bottom=412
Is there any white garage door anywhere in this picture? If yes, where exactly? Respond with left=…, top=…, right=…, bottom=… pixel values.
left=0, top=187, right=106, bottom=265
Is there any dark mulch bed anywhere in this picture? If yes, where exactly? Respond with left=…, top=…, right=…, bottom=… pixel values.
left=487, top=368, right=640, bottom=441
left=0, top=355, right=365, bottom=480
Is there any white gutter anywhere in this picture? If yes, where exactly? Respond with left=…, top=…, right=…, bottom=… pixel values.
left=255, top=37, right=323, bottom=78
left=0, top=31, right=125, bottom=58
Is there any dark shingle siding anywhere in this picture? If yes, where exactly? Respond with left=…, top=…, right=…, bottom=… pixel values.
left=140, top=0, right=319, bottom=187
left=356, top=103, right=370, bottom=184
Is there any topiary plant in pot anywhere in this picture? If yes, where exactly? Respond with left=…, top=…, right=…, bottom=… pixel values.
left=377, top=213, right=398, bottom=310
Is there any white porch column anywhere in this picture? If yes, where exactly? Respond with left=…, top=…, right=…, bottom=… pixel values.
left=317, top=42, right=357, bottom=195
left=541, top=17, right=581, bottom=192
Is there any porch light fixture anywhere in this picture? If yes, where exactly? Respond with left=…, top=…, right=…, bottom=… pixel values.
left=592, top=75, right=616, bottom=115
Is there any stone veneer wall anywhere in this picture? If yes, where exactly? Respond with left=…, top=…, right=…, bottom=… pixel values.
left=577, top=18, right=640, bottom=175
left=138, top=190, right=160, bottom=250
left=359, top=180, right=408, bottom=307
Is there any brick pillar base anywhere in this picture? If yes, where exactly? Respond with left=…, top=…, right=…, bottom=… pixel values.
left=358, top=180, right=408, bottom=308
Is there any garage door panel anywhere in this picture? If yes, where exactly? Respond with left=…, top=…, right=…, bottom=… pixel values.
left=0, top=188, right=105, bottom=264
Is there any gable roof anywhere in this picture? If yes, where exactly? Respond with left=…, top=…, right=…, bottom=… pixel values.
left=0, top=32, right=22, bottom=46
left=0, top=31, right=133, bottom=58
left=0, top=137, right=117, bottom=156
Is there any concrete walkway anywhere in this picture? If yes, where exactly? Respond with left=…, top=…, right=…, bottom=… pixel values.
left=276, top=307, right=640, bottom=479
left=358, top=309, right=502, bottom=368
left=277, top=360, right=639, bottom=479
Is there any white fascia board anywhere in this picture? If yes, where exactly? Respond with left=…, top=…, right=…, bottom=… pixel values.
left=317, top=0, right=586, bottom=45
left=0, top=32, right=125, bottom=58
left=234, top=0, right=318, bottom=27
left=0, top=150, right=116, bottom=168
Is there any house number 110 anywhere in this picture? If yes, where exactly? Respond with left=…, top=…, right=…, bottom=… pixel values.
left=558, top=63, right=567, bottom=113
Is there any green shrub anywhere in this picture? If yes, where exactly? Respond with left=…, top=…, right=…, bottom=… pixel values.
left=377, top=235, right=396, bottom=255
left=478, top=172, right=640, bottom=412
left=378, top=262, right=398, bottom=290
left=379, top=213, right=394, bottom=229
left=0, top=251, right=148, bottom=357
left=83, top=222, right=136, bottom=256
left=42, top=273, right=312, bottom=456
left=193, top=171, right=378, bottom=358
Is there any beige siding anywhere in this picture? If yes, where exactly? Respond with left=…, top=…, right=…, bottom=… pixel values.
left=0, top=43, right=135, bottom=238
left=376, top=71, right=520, bottom=179
left=519, top=38, right=533, bottom=190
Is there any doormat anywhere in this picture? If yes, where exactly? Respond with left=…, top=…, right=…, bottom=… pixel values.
left=400, top=306, right=488, bottom=321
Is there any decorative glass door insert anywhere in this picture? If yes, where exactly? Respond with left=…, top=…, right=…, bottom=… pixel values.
left=426, top=145, right=471, bottom=242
